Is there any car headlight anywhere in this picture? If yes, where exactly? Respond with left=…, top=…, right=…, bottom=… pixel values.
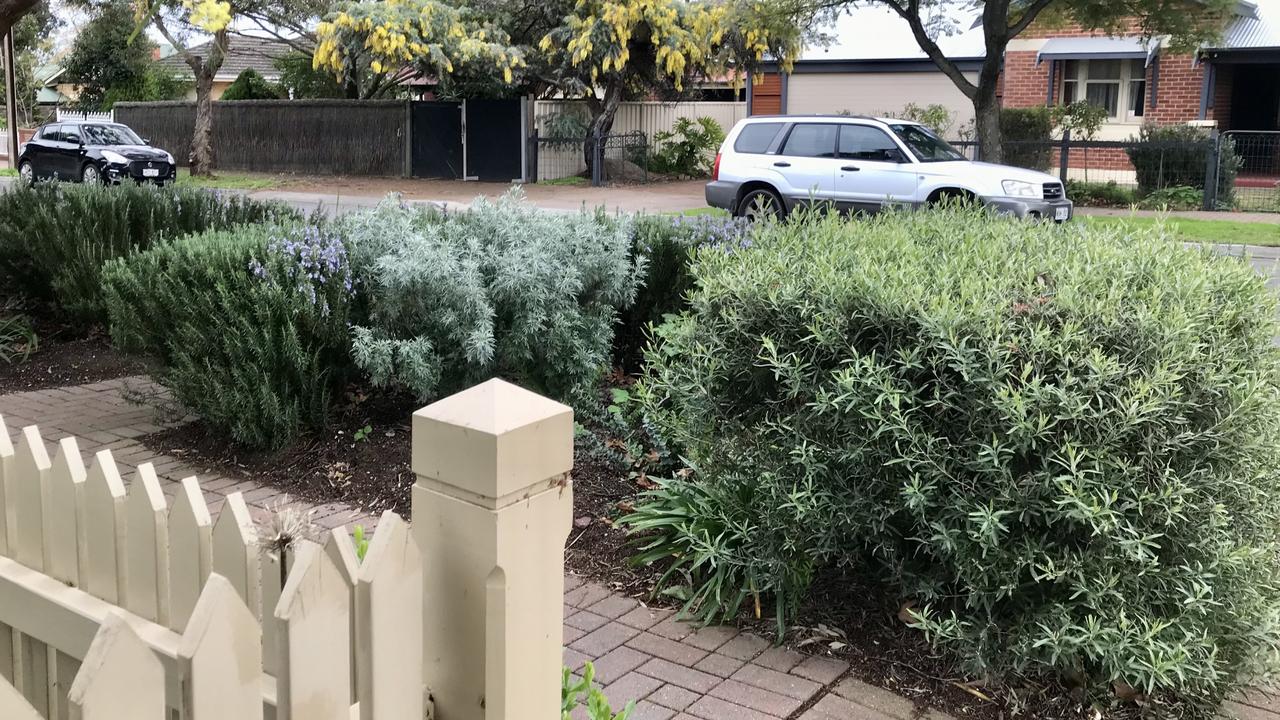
left=1001, top=180, right=1039, bottom=198
left=101, top=150, right=128, bottom=164
left=164, top=152, right=174, bottom=164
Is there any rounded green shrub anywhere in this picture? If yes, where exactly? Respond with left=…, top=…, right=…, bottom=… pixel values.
left=0, top=182, right=297, bottom=325
left=628, top=208, right=1280, bottom=713
left=102, top=223, right=353, bottom=449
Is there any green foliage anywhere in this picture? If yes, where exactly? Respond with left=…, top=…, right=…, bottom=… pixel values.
left=220, top=69, right=285, bottom=100
left=62, top=1, right=164, bottom=111
left=353, top=423, right=372, bottom=442
left=647, top=117, right=725, bottom=177
left=343, top=193, right=637, bottom=406
left=0, top=311, right=37, bottom=365
left=998, top=107, right=1054, bottom=171
left=562, top=663, right=635, bottom=720
left=614, top=213, right=749, bottom=372
left=539, top=107, right=592, bottom=150
left=881, top=102, right=955, bottom=136
left=1139, top=185, right=1203, bottom=211
left=1124, top=124, right=1237, bottom=205
left=0, top=183, right=297, bottom=326
left=275, top=51, right=348, bottom=99
left=101, top=66, right=194, bottom=108
left=1065, top=180, right=1137, bottom=208
left=352, top=525, right=370, bottom=561
left=627, top=207, right=1280, bottom=714
left=1051, top=100, right=1107, bottom=142
left=102, top=223, right=355, bottom=449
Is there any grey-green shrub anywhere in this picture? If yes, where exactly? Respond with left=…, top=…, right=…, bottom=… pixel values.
left=626, top=208, right=1280, bottom=714
left=0, top=182, right=297, bottom=325
left=102, top=223, right=353, bottom=449
left=342, top=193, right=636, bottom=405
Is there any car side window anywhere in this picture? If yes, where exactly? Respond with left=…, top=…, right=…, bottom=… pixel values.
left=839, top=125, right=905, bottom=162
left=41, top=125, right=61, bottom=142
left=733, top=123, right=784, bottom=154
left=62, top=126, right=82, bottom=145
left=780, top=124, right=838, bottom=158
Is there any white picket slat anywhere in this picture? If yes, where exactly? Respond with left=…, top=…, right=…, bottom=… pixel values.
left=275, top=540, right=352, bottom=720
left=125, top=464, right=170, bottom=626
left=68, top=613, right=165, bottom=720
left=48, top=438, right=88, bottom=587
left=179, top=574, right=263, bottom=720
left=260, top=547, right=283, bottom=678
left=14, top=426, right=50, bottom=572
left=83, top=452, right=127, bottom=605
left=169, top=477, right=213, bottom=631
left=211, top=493, right=260, bottom=615
left=19, top=633, right=48, bottom=717
left=356, top=512, right=423, bottom=720
left=0, top=673, right=42, bottom=720
left=322, top=529, right=359, bottom=704
left=0, top=415, right=15, bottom=557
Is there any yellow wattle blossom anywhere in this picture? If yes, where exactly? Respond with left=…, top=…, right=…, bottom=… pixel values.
left=184, top=0, right=232, bottom=32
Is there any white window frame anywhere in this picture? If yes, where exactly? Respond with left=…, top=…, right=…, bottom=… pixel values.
left=1061, top=59, right=1148, bottom=123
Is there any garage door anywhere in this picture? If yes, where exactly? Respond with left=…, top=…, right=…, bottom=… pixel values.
left=787, top=72, right=978, bottom=135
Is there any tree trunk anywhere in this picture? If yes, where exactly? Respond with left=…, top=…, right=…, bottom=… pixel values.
left=582, top=82, right=623, bottom=173
left=973, top=89, right=1002, bottom=164
left=189, top=70, right=215, bottom=176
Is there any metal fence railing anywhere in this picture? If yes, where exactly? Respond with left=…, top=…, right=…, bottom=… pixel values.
left=528, top=131, right=650, bottom=186
left=1222, top=131, right=1280, bottom=213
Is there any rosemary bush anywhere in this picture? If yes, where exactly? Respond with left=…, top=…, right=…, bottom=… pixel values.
left=342, top=193, right=637, bottom=405
left=627, top=208, right=1280, bottom=714
left=102, top=223, right=354, bottom=449
left=0, top=182, right=296, bottom=325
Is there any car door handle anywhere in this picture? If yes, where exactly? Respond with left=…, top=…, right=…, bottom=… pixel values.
left=841, top=165, right=860, bottom=172
left=773, top=161, right=791, bottom=167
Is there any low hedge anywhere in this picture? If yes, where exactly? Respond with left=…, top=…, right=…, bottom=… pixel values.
left=102, top=223, right=354, bottom=449
left=0, top=183, right=296, bottom=325
left=626, top=207, right=1280, bottom=714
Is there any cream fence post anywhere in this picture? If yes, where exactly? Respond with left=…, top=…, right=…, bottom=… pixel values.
left=411, top=379, right=573, bottom=720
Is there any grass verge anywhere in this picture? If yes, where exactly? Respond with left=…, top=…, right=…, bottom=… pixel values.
left=1082, top=214, right=1280, bottom=247
left=175, top=169, right=281, bottom=191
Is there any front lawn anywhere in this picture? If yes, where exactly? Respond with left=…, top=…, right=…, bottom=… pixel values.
left=1080, top=214, right=1280, bottom=247
left=174, top=169, right=283, bottom=191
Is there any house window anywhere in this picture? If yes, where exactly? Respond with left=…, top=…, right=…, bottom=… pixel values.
left=1061, top=59, right=1147, bottom=121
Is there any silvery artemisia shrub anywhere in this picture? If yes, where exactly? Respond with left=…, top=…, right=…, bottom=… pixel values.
left=103, top=222, right=354, bottom=449
left=341, top=191, right=637, bottom=407
left=626, top=206, right=1280, bottom=716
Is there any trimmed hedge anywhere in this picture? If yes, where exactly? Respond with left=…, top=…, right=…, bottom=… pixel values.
left=627, top=208, right=1280, bottom=714
left=0, top=182, right=296, bottom=325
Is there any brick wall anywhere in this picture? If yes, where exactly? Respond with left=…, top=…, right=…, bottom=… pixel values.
left=751, top=74, right=782, bottom=115
left=1147, top=54, right=1207, bottom=124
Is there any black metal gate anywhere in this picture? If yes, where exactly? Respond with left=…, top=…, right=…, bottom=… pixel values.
left=463, top=98, right=524, bottom=182
left=410, top=99, right=525, bottom=181
left=410, top=101, right=463, bottom=179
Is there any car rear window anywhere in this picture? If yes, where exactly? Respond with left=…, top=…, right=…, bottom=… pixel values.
left=733, top=123, right=783, bottom=153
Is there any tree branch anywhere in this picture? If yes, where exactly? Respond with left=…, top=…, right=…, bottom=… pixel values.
left=1007, top=0, right=1057, bottom=38
left=875, top=0, right=977, bottom=98
left=153, top=15, right=202, bottom=72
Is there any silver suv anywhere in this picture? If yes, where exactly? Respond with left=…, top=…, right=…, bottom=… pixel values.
left=706, top=115, right=1072, bottom=221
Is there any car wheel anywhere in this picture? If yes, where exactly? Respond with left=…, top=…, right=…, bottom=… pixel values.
left=81, top=164, right=102, bottom=185
left=18, top=161, right=33, bottom=183
left=737, top=188, right=785, bottom=221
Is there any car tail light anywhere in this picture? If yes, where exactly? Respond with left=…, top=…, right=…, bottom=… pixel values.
left=712, top=152, right=722, bottom=181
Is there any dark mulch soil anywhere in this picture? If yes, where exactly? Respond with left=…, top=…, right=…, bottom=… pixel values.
left=0, top=318, right=150, bottom=394
left=135, top=379, right=1118, bottom=720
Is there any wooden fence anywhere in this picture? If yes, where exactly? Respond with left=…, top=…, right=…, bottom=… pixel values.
left=0, top=379, right=573, bottom=720
left=114, top=100, right=407, bottom=176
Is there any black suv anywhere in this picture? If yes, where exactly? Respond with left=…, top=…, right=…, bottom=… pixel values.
left=17, top=121, right=176, bottom=185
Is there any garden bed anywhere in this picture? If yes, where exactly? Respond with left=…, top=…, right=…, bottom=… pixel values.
left=0, top=322, right=149, bottom=394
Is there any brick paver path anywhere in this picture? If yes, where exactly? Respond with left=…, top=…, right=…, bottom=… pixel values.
left=3, top=376, right=1276, bottom=720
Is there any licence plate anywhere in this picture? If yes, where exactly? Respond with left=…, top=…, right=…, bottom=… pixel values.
left=142, top=168, right=160, bottom=177
left=1054, top=206, right=1070, bottom=221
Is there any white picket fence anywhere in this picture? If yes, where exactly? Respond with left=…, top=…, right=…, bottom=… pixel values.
left=0, top=378, right=573, bottom=720
left=54, top=109, right=114, bottom=123
left=533, top=100, right=748, bottom=180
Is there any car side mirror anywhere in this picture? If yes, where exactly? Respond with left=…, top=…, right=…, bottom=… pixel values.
left=142, top=138, right=150, bottom=145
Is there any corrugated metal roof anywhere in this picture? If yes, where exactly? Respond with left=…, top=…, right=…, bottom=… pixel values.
left=156, top=36, right=294, bottom=81
left=798, top=6, right=986, bottom=62
left=1216, top=0, right=1280, bottom=48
